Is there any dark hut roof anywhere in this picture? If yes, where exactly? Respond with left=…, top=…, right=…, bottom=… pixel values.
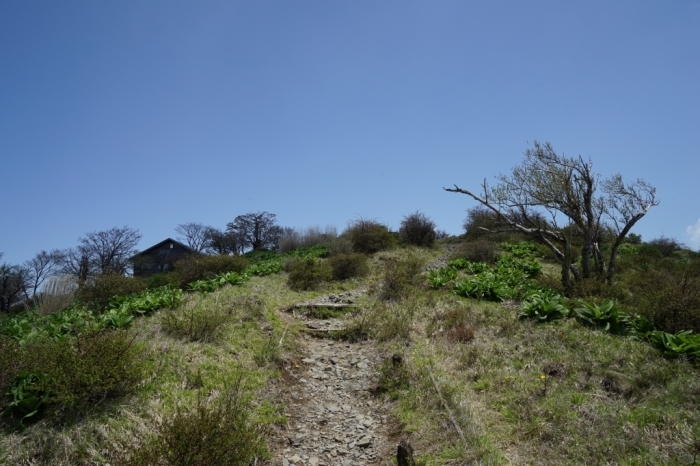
left=129, top=238, right=193, bottom=260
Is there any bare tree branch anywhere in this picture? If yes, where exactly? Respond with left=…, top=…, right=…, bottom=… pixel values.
left=175, top=222, right=209, bottom=252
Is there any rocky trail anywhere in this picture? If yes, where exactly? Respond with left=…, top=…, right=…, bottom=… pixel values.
left=271, top=290, right=397, bottom=466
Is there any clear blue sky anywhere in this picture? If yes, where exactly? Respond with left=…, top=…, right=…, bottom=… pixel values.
left=2, top=1, right=699, bottom=264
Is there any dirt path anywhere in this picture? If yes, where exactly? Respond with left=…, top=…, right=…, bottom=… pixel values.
left=271, top=291, right=395, bottom=466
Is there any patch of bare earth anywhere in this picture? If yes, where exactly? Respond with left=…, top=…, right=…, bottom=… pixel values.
left=270, top=291, right=395, bottom=466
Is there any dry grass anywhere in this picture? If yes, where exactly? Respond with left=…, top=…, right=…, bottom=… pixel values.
left=381, top=286, right=700, bottom=465
left=5, top=243, right=699, bottom=465
left=0, top=274, right=308, bottom=465
left=35, top=275, right=77, bottom=315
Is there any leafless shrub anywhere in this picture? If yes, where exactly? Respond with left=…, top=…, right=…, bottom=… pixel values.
left=446, top=325, right=475, bottom=343
left=278, top=226, right=338, bottom=253
left=399, top=211, right=437, bottom=247
left=377, top=254, right=425, bottom=301
left=328, top=253, right=369, bottom=280
left=450, top=240, right=499, bottom=264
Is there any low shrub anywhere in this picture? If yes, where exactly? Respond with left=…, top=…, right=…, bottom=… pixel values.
left=569, top=278, right=628, bottom=302
left=450, top=240, right=499, bottom=264
left=377, top=354, right=411, bottom=399
left=173, top=254, right=249, bottom=288
left=647, top=236, right=685, bottom=258
left=627, top=270, right=700, bottom=333
left=462, top=206, right=499, bottom=241
left=377, top=254, right=425, bottom=301
left=0, top=337, right=22, bottom=415
left=445, top=324, right=475, bottom=343
left=5, top=329, right=146, bottom=422
left=144, top=272, right=177, bottom=289
left=325, top=236, right=354, bottom=256
left=77, top=273, right=147, bottom=312
left=375, top=301, right=417, bottom=341
left=122, top=377, right=266, bottom=466
left=286, top=259, right=332, bottom=291
left=398, top=211, right=436, bottom=247
left=253, top=334, right=282, bottom=367
left=327, top=253, right=369, bottom=281
left=343, top=219, right=396, bottom=254
left=161, top=299, right=230, bottom=342
left=431, top=307, right=473, bottom=332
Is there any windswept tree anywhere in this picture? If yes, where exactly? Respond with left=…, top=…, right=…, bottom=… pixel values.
left=226, top=212, right=283, bottom=251
left=175, top=222, right=209, bottom=252
left=445, top=141, right=658, bottom=290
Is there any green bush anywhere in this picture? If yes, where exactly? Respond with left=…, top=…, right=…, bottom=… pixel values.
left=343, top=219, right=397, bottom=254
left=627, top=270, right=700, bottom=333
left=122, top=377, right=266, bottom=466
left=77, top=273, right=147, bottom=312
left=0, top=337, right=21, bottom=415
left=450, top=240, right=499, bottom=264
left=161, top=300, right=230, bottom=342
left=173, top=254, right=249, bottom=288
left=398, top=211, right=436, bottom=247
left=377, top=355, right=411, bottom=399
left=144, top=272, right=177, bottom=289
left=4, top=329, right=146, bottom=422
left=286, top=259, right=332, bottom=291
left=327, top=253, right=369, bottom=281
left=325, top=236, right=354, bottom=256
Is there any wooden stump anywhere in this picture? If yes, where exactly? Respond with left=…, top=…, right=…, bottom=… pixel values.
left=397, top=440, right=415, bottom=466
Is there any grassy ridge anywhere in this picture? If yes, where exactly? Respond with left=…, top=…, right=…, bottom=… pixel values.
left=340, top=245, right=700, bottom=465
left=2, top=240, right=699, bottom=464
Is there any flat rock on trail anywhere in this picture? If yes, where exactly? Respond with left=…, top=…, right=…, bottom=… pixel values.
left=272, top=291, right=395, bottom=466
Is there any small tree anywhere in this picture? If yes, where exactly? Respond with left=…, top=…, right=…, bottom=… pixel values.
left=60, top=245, right=94, bottom=281
left=77, top=226, right=142, bottom=275
left=204, top=227, right=243, bottom=255
left=398, top=212, right=436, bottom=247
left=24, top=249, right=63, bottom=297
left=0, top=259, right=30, bottom=313
left=175, top=222, right=209, bottom=252
left=226, top=212, right=283, bottom=252
left=445, top=141, right=658, bottom=290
